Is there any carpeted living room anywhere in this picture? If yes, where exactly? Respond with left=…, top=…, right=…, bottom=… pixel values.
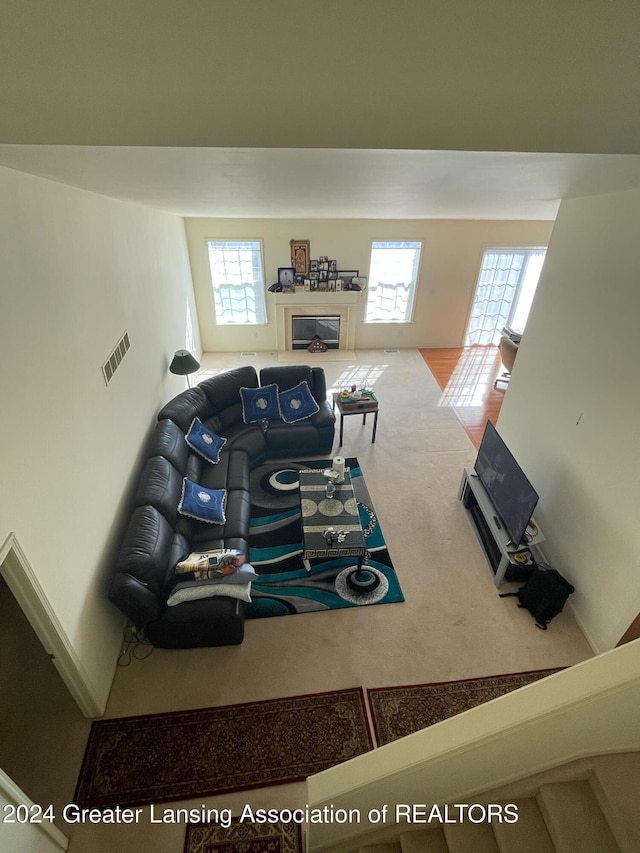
left=2, top=4, right=640, bottom=852
left=1, top=348, right=595, bottom=852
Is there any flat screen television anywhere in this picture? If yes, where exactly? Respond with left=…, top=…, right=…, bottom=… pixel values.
left=474, top=421, right=539, bottom=548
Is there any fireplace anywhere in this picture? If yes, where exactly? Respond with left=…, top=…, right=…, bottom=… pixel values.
left=274, top=293, right=360, bottom=351
left=291, top=315, right=341, bottom=350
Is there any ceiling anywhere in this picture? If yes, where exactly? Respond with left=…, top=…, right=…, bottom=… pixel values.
left=2, top=1, right=640, bottom=220
left=2, top=145, right=640, bottom=220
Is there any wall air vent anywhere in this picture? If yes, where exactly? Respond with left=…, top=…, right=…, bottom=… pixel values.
left=384, top=349, right=399, bottom=353
left=102, top=331, right=131, bottom=386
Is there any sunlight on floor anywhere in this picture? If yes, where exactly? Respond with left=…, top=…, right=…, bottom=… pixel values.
left=331, top=364, right=387, bottom=393
left=438, top=346, right=501, bottom=408
left=193, top=360, right=389, bottom=394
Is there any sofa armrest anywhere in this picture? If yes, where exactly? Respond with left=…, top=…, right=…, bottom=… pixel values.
left=109, top=572, right=162, bottom=628
left=310, top=366, right=328, bottom=403
left=311, top=399, right=336, bottom=429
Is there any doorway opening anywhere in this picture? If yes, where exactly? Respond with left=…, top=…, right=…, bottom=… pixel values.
left=465, top=247, right=546, bottom=346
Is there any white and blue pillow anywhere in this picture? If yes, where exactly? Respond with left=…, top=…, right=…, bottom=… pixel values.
left=177, top=479, right=227, bottom=524
left=240, top=384, right=281, bottom=423
left=279, top=380, right=320, bottom=423
left=185, top=417, right=226, bottom=464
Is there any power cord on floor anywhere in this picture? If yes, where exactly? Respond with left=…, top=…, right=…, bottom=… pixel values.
left=118, top=622, right=154, bottom=666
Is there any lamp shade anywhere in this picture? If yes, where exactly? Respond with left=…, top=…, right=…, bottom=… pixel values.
left=169, top=349, right=200, bottom=376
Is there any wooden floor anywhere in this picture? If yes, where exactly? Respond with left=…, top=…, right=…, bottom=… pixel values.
left=419, top=346, right=507, bottom=448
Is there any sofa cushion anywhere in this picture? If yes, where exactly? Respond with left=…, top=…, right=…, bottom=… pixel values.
left=278, top=380, right=320, bottom=423
left=260, top=365, right=313, bottom=395
left=210, top=421, right=266, bottom=465
left=185, top=490, right=252, bottom=546
left=199, top=449, right=250, bottom=492
left=167, top=580, right=252, bottom=607
left=185, top=417, right=226, bottom=464
left=148, top=419, right=191, bottom=475
left=175, top=553, right=253, bottom=581
left=133, top=456, right=183, bottom=525
left=157, top=386, right=211, bottom=433
left=199, top=365, right=259, bottom=412
left=178, top=480, right=227, bottom=524
left=115, top=505, right=174, bottom=597
left=240, top=384, right=281, bottom=423
left=265, top=418, right=322, bottom=458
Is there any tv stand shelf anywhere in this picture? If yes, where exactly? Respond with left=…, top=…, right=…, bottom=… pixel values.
left=458, top=468, right=544, bottom=587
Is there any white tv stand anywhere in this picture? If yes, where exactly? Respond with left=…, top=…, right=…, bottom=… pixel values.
left=458, top=468, right=545, bottom=587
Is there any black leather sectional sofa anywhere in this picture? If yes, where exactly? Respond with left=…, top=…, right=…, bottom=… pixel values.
left=109, top=364, right=335, bottom=648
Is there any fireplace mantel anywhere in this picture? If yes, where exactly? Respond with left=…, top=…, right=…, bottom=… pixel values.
left=272, top=291, right=363, bottom=351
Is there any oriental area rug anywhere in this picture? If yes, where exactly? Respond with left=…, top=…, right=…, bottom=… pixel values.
left=368, top=669, right=563, bottom=745
left=246, top=458, right=404, bottom=617
left=184, top=818, right=302, bottom=853
left=74, top=688, right=372, bottom=808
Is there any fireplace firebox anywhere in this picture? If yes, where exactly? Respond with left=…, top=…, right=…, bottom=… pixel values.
left=292, top=315, right=341, bottom=350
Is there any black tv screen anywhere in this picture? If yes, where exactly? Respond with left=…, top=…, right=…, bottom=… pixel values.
left=474, top=421, right=539, bottom=547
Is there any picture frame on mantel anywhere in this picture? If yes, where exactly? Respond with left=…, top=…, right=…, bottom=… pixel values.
left=337, top=270, right=359, bottom=289
left=290, top=240, right=311, bottom=275
left=278, top=267, right=295, bottom=289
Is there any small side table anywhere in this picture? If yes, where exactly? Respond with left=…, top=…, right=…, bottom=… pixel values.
left=332, top=392, right=379, bottom=448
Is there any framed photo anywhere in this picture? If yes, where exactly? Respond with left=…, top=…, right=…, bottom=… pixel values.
left=290, top=240, right=310, bottom=275
left=318, top=255, right=328, bottom=264
left=318, top=278, right=328, bottom=291
left=309, top=279, right=318, bottom=291
left=309, top=271, right=319, bottom=280
left=310, top=259, right=318, bottom=272
left=294, top=274, right=305, bottom=285
left=328, top=270, right=337, bottom=280
left=278, top=267, right=295, bottom=287
left=327, top=279, right=336, bottom=291
left=319, top=269, right=327, bottom=281
left=329, top=260, right=337, bottom=272
left=337, top=270, right=359, bottom=288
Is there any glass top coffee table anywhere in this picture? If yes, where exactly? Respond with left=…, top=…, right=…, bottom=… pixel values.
left=298, top=468, right=380, bottom=592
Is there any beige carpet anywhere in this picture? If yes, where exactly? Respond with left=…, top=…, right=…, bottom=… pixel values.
left=277, top=348, right=357, bottom=362
left=63, top=348, right=593, bottom=853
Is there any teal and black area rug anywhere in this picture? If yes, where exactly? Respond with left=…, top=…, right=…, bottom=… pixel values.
left=247, top=457, right=404, bottom=617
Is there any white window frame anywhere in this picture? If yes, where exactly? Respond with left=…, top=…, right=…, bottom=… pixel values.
left=365, top=241, right=423, bottom=323
left=206, top=239, right=267, bottom=326
left=465, top=246, right=547, bottom=346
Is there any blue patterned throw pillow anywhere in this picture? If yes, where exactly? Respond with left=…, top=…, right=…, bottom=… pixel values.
left=178, top=479, right=227, bottom=524
left=185, top=417, right=226, bottom=464
left=279, top=380, right=320, bottom=423
left=240, top=384, right=281, bottom=423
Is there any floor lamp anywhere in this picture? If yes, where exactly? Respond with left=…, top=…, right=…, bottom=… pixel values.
left=169, top=349, right=200, bottom=387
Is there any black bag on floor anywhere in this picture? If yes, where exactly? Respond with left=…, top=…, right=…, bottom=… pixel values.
left=500, top=567, right=575, bottom=630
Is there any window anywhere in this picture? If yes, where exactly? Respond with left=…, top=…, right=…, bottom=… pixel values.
left=365, top=241, right=422, bottom=322
left=465, top=247, right=546, bottom=346
left=206, top=240, right=266, bottom=325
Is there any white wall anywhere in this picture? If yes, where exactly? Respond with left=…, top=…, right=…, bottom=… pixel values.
left=0, top=166, right=198, bottom=711
left=0, top=772, right=67, bottom=852
left=185, top=218, right=553, bottom=351
left=497, top=187, right=640, bottom=652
